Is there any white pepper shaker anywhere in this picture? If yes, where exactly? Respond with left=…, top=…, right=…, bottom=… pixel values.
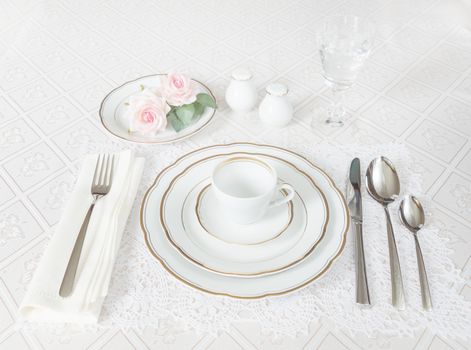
left=259, top=83, right=293, bottom=127
left=225, top=68, right=258, bottom=113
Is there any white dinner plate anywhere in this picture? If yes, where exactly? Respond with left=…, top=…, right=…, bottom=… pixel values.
left=141, top=143, right=349, bottom=298
left=99, top=74, right=216, bottom=144
left=161, top=152, right=329, bottom=277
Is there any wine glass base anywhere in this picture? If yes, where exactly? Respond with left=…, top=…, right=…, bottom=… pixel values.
left=310, top=103, right=351, bottom=129
left=325, top=118, right=344, bottom=127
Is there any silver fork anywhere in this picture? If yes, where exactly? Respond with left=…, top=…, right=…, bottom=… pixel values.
left=59, top=154, right=115, bottom=297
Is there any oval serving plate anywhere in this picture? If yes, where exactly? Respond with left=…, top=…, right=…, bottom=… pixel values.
left=99, top=74, right=216, bottom=144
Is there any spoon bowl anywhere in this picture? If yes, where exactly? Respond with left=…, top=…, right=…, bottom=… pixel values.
left=365, top=156, right=400, bottom=205
left=399, top=195, right=425, bottom=233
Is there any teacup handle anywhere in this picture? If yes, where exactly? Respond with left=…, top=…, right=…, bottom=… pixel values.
left=269, top=184, right=295, bottom=208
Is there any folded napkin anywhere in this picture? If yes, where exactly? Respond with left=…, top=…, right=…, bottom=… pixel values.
left=19, top=150, right=144, bottom=323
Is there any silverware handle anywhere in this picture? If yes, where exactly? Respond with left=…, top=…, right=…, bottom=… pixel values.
left=59, top=201, right=96, bottom=297
left=354, top=221, right=371, bottom=305
left=414, top=234, right=432, bottom=311
left=384, top=206, right=406, bottom=310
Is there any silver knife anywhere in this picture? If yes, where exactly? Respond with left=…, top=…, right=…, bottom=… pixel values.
left=346, top=158, right=371, bottom=305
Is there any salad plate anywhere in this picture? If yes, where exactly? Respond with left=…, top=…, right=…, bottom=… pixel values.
left=141, top=143, right=349, bottom=298
left=99, top=74, right=216, bottom=144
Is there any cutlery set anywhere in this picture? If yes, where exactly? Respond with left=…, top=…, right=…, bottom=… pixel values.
left=348, top=157, right=432, bottom=310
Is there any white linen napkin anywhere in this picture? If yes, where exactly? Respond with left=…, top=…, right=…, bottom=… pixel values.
left=19, top=150, right=144, bottom=323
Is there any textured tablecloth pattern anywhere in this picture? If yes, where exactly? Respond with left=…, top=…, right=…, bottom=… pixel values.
left=0, top=0, right=471, bottom=349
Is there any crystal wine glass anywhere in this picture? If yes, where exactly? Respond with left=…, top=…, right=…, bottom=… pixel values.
left=315, top=15, right=374, bottom=127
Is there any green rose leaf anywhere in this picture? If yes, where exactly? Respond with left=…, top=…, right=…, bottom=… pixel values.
left=193, top=101, right=204, bottom=118
left=175, top=103, right=195, bottom=124
left=167, top=110, right=185, bottom=132
left=196, top=93, right=217, bottom=109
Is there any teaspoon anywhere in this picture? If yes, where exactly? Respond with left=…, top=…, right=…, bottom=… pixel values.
left=399, top=195, right=432, bottom=311
left=366, top=157, right=406, bottom=310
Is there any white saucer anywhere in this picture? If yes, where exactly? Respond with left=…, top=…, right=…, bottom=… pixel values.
left=141, top=143, right=349, bottom=298
left=197, top=184, right=293, bottom=245
left=99, top=74, right=216, bottom=144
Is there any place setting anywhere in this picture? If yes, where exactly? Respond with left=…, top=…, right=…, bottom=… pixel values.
left=9, top=8, right=471, bottom=347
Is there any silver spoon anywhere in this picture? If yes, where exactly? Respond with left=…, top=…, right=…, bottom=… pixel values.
left=366, top=156, right=406, bottom=310
left=399, top=195, right=432, bottom=311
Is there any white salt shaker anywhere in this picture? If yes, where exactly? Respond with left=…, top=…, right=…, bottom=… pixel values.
left=259, top=83, right=293, bottom=127
left=225, top=68, right=257, bottom=113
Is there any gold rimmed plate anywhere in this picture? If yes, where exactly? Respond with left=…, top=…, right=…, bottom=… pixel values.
left=141, top=143, right=349, bottom=298
left=99, top=74, right=216, bottom=144
left=162, top=152, right=328, bottom=277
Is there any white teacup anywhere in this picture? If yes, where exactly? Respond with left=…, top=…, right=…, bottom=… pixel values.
left=211, top=156, right=295, bottom=225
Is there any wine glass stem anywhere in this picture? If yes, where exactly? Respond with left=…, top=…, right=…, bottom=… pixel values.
left=327, top=86, right=347, bottom=125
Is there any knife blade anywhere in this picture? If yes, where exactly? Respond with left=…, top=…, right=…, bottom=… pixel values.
left=347, top=158, right=371, bottom=305
left=348, top=158, right=362, bottom=221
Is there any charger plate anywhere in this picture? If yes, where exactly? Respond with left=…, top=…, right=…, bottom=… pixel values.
left=141, top=143, right=349, bottom=298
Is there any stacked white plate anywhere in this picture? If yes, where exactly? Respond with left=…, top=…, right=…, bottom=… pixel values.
left=141, top=143, right=349, bottom=298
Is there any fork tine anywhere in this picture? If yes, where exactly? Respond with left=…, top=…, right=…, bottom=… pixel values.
left=92, top=154, right=103, bottom=186
left=98, top=154, right=109, bottom=186
left=105, top=154, right=113, bottom=187
left=110, top=155, right=115, bottom=185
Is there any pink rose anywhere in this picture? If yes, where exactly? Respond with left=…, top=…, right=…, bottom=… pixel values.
left=160, top=73, right=197, bottom=106
left=127, top=88, right=170, bottom=135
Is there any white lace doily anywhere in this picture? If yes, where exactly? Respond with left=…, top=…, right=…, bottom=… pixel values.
left=64, top=140, right=471, bottom=341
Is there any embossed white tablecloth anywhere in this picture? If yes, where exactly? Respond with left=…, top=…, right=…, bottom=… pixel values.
left=1, top=0, right=471, bottom=348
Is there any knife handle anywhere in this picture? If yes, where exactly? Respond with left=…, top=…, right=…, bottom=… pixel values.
left=354, top=221, right=371, bottom=305
left=384, top=205, right=406, bottom=310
